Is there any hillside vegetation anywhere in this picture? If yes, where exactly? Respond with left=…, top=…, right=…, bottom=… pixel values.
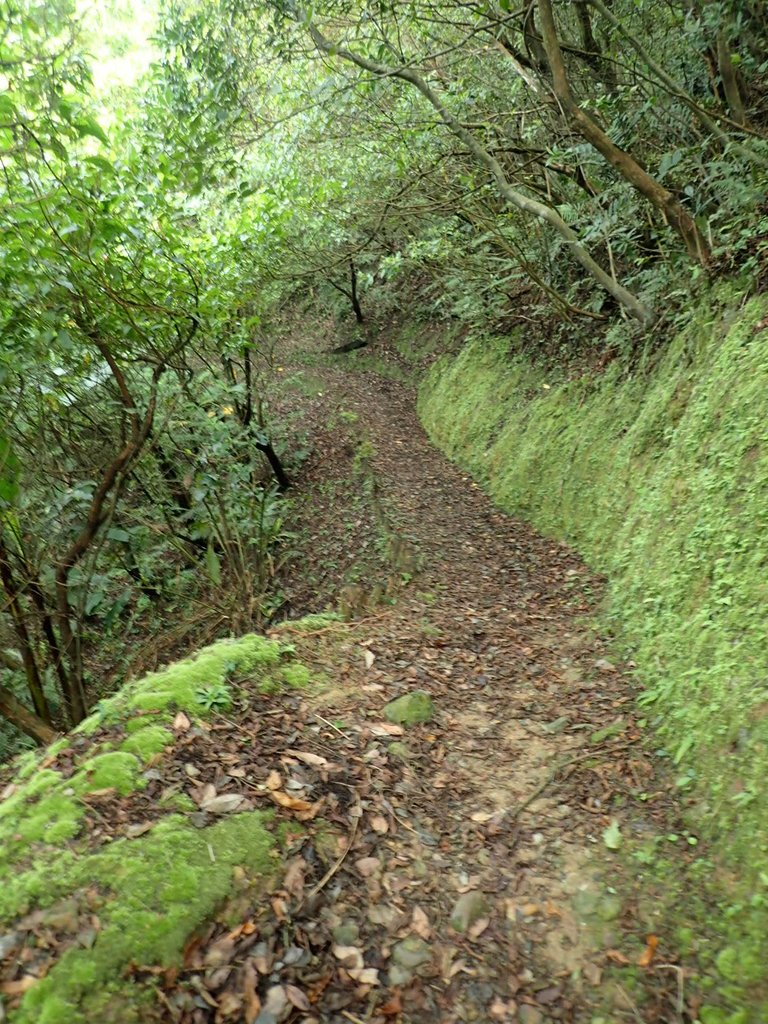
left=420, top=287, right=768, bottom=1016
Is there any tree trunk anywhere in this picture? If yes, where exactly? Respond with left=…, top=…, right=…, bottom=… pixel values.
left=716, top=30, right=745, bottom=125
left=572, top=0, right=616, bottom=88
left=255, top=436, right=290, bottom=491
left=0, top=537, right=51, bottom=723
left=538, top=0, right=710, bottom=265
left=20, top=555, right=75, bottom=703
left=349, top=261, right=364, bottom=323
left=56, top=323, right=160, bottom=723
left=586, top=0, right=768, bottom=170
left=0, top=684, right=57, bottom=745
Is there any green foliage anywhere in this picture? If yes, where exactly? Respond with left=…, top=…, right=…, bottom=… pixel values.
left=194, top=680, right=232, bottom=712
left=0, top=0, right=301, bottom=744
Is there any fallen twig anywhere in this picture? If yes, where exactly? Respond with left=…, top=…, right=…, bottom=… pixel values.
left=305, top=803, right=361, bottom=902
left=314, top=712, right=351, bottom=737
left=507, top=749, right=602, bottom=820
left=656, top=963, right=686, bottom=1019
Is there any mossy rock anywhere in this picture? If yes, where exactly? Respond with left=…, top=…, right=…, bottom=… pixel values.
left=72, top=752, right=143, bottom=796
left=120, top=726, right=174, bottom=761
left=383, top=690, right=434, bottom=726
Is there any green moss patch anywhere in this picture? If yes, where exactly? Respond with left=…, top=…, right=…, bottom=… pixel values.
left=384, top=690, right=434, bottom=726
left=124, top=634, right=282, bottom=714
left=270, top=612, right=341, bottom=633
left=0, top=622, right=331, bottom=1023
left=280, top=663, right=312, bottom=687
left=120, top=726, right=173, bottom=761
left=12, top=812, right=276, bottom=1024
left=419, top=289, right=768, bottom=1018
left=71, top=751, right=143, bottom=796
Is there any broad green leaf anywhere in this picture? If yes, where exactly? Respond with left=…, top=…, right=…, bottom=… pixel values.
left=205, top=543, right=222, bottom=585
left=0, top=95, right=18, bottom=121
left=603, top=820, right=622, bottom=851
left=75, top=116, right=108, bottom=144
left=86, top=155, right=116, bottom=175
left=106, top=528, right=131, bottom=543
left=0, top=436, right=19, bottom=505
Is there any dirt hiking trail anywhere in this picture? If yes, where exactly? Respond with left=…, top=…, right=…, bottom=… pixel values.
left=258, top=341, right=691, bottom=1024
left=0, top=341, right=692, bottom=1024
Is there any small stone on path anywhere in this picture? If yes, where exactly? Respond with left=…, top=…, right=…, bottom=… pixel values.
left=518, top=1007, right=545, bottom=1024
left=450, top=891, right=489, bottom=932
left=392, top=935, right=432, bottom=970
left=383, top=690, right=434, bottom=725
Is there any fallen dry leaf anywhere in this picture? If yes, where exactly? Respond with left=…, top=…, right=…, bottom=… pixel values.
left=204, top=935, right=236, bottom=968
left=243, top=962, right=261, bottom=1024
left=468, top=916, right=490, bottom=939
left=173, top=711, right=191, bottom=731
left=266, top=769, right=283, bottom=791
left=294, top=798, right=324, bottom=821
left=271, top=896, right=288, bottom=921
left=583, top=961, right=602, bottom=985
left=183, top=933, right=204, bottom=969
left=217, top=991, right=243, bottom=1016
left=379, top=992, right=403, bottom=1017
left=638, top=934, right=659, bottom=968
left=333, top=945, right=364, bottom=970
left=606, top=949, right=631, bottom=965
left=285, top=984, right=311, bottom=1011
left=197, top=782, right=217, bottom=806
left=226, top=920, right=258, bottom=941
left=370, top=814, right=389, bottom=834
left=349, top=966, right=379, bottom=985
left=370, top=722, right=404, bottom=737
left=448, top=958, right=474, bottom=979
left=355, top=856, right=381, bottom=878
left=412, top=906, right=432, bottom=939
left=490, top=997, right=510, bottom=1018
left=201, top=793, right=245, bottom=814
left=125, top=822, right=153, bottom=840
left=283, top=856, right=306, bottom=898
left=285, top=749, right=330, bottom=769
left=251, top=943, right=272, bottom=974
left=0, top=976, right=38, bottom=996
left=270, top=790, right=312, bottom=812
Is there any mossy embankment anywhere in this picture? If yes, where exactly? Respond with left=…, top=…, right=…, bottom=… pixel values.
left=419, top=290, right=768, bottom=1019
left=0, top=627, right=322, bottom=1024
